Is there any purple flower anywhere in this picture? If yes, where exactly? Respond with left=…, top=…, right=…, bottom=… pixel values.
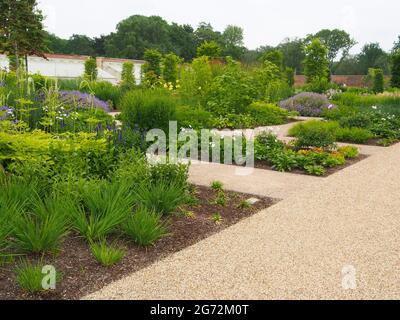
left=279, top=92, right=335, bottom=117
left=0, top=106, right=14, bottom=120
left=38, top=90, right=111, bottom=112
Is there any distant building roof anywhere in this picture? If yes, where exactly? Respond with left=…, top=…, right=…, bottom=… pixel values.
left=43, top=53, right=145, bottom=64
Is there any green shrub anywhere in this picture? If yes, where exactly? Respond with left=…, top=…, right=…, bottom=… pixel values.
left=290, top=120, right=338, bottom=149
left=87, top=81, right=122, bottom=110
left=303, top=39, right=329, bottom=84
left=162, top=53, right=180, bottom=84
left=391, top=51, right=400, bottom=88
left=120, top=89, right=177, bottom=133
left=335, top=127, right=374, bottom=144
left=142, top=49, right=162, bottom=87
left=123, top=207, right=168, bottom=246
left=148, top=163, right=189, bottom=189
left=121, top=62, right=135, bottom=90
left=372, top=68, right=384, bottom=93
left=254, top=133, right=285, bottom=160
left=133, top=181, right=186, bottom=216
left=206, top=62, right=256, bottom=116
left=197, top=41, right=222, bottom=58
left=264, top=80, right=294, bottom=103
left=84, top=57, right=98, bottom=81
left=248, top=102, right=289, bottom=126
left=90, top=241, right=125, bottom=267
left=176, top=106, right=214, bottom=130
left=70, top=180, right=133, bottom=241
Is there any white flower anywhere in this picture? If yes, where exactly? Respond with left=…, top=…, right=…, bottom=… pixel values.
left=372, top=106, right=378, bottom=110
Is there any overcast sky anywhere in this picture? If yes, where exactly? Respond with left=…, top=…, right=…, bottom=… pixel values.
left=38, top=0, right=399, bottom=54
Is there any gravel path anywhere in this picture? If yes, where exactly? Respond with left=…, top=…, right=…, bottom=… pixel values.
left=84, top=140, right=400, bottom=300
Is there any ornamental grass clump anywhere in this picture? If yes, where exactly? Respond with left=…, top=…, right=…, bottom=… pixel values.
left=70, top=180, right=134, bottom=241
left=279, top=92, right=333, bottom=117
left=89, top=241, right=126, bottom=267
left=123, top=207, right=169, bottom=247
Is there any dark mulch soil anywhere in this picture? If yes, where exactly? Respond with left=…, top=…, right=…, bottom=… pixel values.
left=253, top=154, right=369, bottom=177
left=0, top=186, right=278, bottom=300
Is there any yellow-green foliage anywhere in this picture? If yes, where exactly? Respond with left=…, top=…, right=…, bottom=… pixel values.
left=0, top=130, right=110, bottom=178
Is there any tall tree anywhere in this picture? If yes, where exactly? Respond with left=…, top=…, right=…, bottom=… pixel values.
left=357, top=43, right=389, bottom=74
left=194, top=22, right=222, bottom=47
left=392, top=36, right=400, bottom=53
left=303, top=38, right=329, bottom=83
left=168, top=23, right=196, bottom=61
left=0, top=0, right=47, bottom=74
left=66, top=34, right=95, bottom=56
left=105, top=15, right=173, bottom=59
left=308, top=29, right=356, bottom=72
left=221, top=25, right=245, bottom=59
left=277, top=38, right=306, bottom=74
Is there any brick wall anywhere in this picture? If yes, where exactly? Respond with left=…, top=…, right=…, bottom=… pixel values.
left=294, top=75, right=390, bottom=87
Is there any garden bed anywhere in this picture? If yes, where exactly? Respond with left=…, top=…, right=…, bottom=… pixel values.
left=0, top=185, right=278, bottom=300
left=252, top=154, right=369, bottom=177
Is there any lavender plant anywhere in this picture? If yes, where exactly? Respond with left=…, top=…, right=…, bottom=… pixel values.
left=279, top=92, right=334, bottom=117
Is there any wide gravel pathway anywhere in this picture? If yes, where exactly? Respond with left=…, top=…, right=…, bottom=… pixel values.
left=84, top=123, right=399, bottom=300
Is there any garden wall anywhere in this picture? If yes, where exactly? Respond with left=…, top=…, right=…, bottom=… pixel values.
left=0, top=54, right=145, bottom=85
left=294, top=75, right=390, bottom=87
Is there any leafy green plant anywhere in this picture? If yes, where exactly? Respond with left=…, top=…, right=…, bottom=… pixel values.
left=247, top=102, right=289, bottom=126
left=237, top=199, right=251, bottom=209
left=121, top=62, right=135, bottom=91
left=304, top=165, right=326, bottom=176
left=212, top=190, right=226, bottom=206
left=254, top=132, right=285, bottom=161
left=133, top=180, right=186, bottom=216
left=123, top=207, right=168, bottom=246
left=120, top=89, right=177, bottom=133
left=84, top=57, right=98, bottom=81
left=269, top=150, right=299, bottom=172
left=338, top=113, right=372, bottom=129
left=337, top=146, right=359, bottom=158
left=90, top=241, right=125, bottom=267
left=11, top=194, right=70, bottom=254
left=289, top=120, right=338, bottom=149
left=211, top=213, right=223, bottom=225
left=148, top=163, right=189, bottom=189
left=210, top=180, right=224, bottom=191
left=70, top=181, right=133, bottom=241
left=303, top=38, right=329, bottom=84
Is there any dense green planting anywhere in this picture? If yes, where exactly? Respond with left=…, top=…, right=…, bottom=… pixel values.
left=254, top=132, right=358, bottom=176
